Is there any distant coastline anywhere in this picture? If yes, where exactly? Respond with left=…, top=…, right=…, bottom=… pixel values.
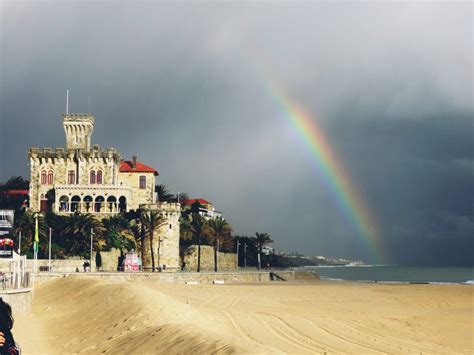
left=303, top=265, right=474, bottom=285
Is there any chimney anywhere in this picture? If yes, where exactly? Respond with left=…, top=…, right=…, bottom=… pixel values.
left=132, top=155, right=137, bottom=169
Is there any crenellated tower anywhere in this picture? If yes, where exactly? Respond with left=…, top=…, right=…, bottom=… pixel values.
left=63, top=113, right=94, bottom=151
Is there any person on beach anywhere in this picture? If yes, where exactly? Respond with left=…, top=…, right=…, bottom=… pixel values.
left=0, top=298, right=20, bottom=355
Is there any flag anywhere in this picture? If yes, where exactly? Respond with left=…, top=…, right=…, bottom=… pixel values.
left=34, top=216, right=39, bottom=254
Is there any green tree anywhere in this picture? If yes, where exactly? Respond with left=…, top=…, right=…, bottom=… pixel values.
left=63, top=213, right=103, bottom=257
left=102, top=215, right=135, bottom=252
left=179, top=215, right=193, bottom=247
left=155, top=184, right=174, bottom=202
left=206, top=217, right=232, bottom=272
left=95, top=250, right=102, bottom=270
left=253, top=232, right=274, bottom=269
left=190, top=213, right=208, bottom=272
left=142, top=210, right=166, bottom=272
left=253, top=233, right=273, bottom=254
left=2, top=176, right=29, bottom=190
left=14, top=211, right=47, bottom=257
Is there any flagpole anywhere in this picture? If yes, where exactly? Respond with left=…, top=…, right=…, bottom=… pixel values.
left=90, top=228, right=93, bottom=272
left=48, top=227, right=52, bottom=273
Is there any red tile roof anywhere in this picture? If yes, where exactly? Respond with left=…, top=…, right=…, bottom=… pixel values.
left=183, top=198, right=211, bottom=206
left=2, top=189, right=29, bottom=196
left=119, top=161, right=159, bottom=175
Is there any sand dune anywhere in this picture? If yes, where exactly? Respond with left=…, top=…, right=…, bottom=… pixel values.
left=15, top=276, right=473, bottom=354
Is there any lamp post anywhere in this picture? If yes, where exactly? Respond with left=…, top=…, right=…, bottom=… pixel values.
left=18, top=231, right=21, bottom=255
left=157, top=237, right=163, bottom=271
left=236, top=240, right=240, bottom=270
left=244, top=242, right=247, bottom=268
left=33, top=213, right=38, bottom=276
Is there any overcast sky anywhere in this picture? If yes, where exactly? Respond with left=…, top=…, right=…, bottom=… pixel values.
left=1, top=1, right=472, bottom=265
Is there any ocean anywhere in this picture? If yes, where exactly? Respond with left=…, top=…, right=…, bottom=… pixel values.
left=304, top=265, right=474, bottom=284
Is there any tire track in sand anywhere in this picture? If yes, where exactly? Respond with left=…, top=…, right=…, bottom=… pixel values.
left=256, top=312, right=328, bottom=353
left=222, top=311, right=268, bottom=347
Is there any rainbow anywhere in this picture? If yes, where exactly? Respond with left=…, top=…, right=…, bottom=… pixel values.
left=266, top=84, right=382, bottom=261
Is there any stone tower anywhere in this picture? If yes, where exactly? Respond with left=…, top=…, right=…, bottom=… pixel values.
left=63, top=113, right=94, bottom=151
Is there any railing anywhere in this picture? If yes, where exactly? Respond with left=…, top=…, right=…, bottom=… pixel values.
left=1, top=258, right=30, bottom=290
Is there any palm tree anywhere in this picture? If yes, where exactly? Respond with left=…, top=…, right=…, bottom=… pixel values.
left=179, top=215, right=193, bottom=247
left=206, top=217, right=232, bottom=272
left=63, top=213, right=103, bottom=257
left=190, top=213, right=207, bottom=272
left=125, top=210, right=147, bottom=266
left=254, top=232, right=274, bottom=254
left=102, top=215, right=135, bottom=252
left=3, top=176, right=29, bottom=190
left=142, top=210, right=166, bottom=272
left=155, top=184, right=174, bottom=202
left=253, top=232, right=274, bottom=269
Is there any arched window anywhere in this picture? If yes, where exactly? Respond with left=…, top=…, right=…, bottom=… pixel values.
left=96, top=170, right=102, bottom=185
left=90, top=170, right=96, bottom=184
left=68, top=170, right=75, bottom=184
left=139, top=175, right=146, bottom=189
left=47, top=171, right=54, bottom=184
left=41, top=170, right=47, bottom=184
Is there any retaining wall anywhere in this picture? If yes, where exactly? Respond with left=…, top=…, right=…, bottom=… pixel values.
left=0, top=288, right=32, bottom=315
left=35, top=270, right=295, bottom=284
left=183, top=245, right=237, bottom=272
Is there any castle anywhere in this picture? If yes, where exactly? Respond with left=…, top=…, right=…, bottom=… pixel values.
left=28, top=113, right=180, bottom=270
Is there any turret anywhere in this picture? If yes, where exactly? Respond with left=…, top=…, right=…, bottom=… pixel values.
left=63, top=113, right=94, bottom=151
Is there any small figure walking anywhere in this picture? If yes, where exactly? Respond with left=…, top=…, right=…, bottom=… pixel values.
left=83, top=260, right=90, bottom=272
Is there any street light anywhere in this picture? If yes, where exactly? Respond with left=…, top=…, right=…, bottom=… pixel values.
left=236, top=240, right=240, bottom=270
left=244, top=242, right=247, bottom=268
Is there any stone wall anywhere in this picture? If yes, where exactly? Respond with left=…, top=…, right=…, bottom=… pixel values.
left=0, top=258, right=85, bottom=273
left=35, top=270, right=296, bottom=284
left=0, top=289, right=32, bottom=315
left=183, top=245, right=237, bottom=272
left=98, top=248, right=122, bottom=271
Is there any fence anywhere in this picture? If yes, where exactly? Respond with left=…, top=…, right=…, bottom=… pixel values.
left=1, top=257, right=30, bottom=290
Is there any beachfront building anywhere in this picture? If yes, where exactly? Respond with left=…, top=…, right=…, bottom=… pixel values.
left=181, top=198, right=223, bottom=219
left=27, top=113, right=181, bottom=269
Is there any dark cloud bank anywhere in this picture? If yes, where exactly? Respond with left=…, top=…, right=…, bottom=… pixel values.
left=1, top=2, right=472, bottom=265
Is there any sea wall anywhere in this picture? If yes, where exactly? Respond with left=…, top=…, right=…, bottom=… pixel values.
left=183, top=245, right=237, bottom=272
left=35, top=270, right=295, bottom=284
left=0, top=258, right=85, bottom=273
left=0, top=288, right=32, bottom=315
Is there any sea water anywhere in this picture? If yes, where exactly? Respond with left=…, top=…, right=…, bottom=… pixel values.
left=304, top=265, right=474, bottom=284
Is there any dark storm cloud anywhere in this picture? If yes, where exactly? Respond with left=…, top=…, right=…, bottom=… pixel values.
left=1, top=1, right=472, bottom=265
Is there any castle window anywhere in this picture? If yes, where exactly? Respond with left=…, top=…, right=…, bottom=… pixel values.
left=90, top=170, right=96, bottom=184
left=41, top=171, right=47, bottom=184
left=47, top=171, right=54, bottom=185
left=68, top=170, right=76, bottom=184
left=139, top=175, right=146, bottom=189
left=96, top=170, right=102, bottom=184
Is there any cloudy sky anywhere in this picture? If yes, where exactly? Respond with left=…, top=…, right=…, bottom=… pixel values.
left=1, top=1, right=472, bottom=265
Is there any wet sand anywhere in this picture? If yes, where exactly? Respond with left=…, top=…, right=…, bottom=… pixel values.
left=15, top=274, right=473, bottom=354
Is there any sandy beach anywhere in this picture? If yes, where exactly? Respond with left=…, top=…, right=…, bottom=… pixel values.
left=15, top=274, right=473, bottom=354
